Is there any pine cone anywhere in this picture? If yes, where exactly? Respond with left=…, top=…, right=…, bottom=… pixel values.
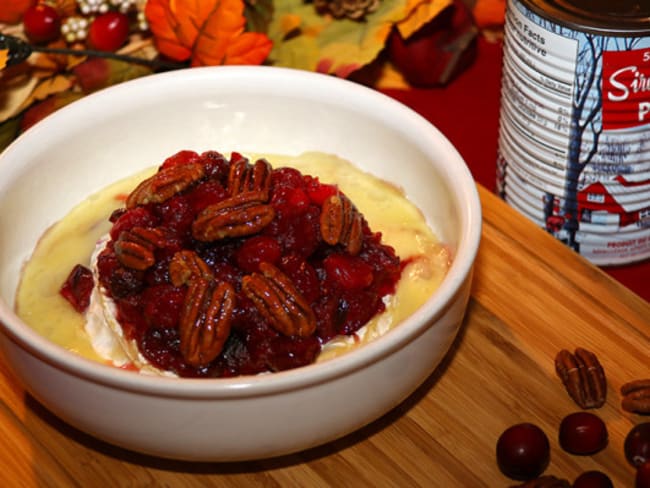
left=314, top=0, right=381, bottom=20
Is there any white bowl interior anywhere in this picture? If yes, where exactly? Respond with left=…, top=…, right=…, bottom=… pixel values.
left=0, top=66, right=480, bottom=395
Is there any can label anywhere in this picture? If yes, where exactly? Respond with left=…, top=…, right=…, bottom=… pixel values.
left=497, top=0, right=650, bottom=265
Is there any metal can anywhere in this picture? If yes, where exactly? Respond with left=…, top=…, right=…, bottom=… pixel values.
left=496, top=0, right=650, bottom=265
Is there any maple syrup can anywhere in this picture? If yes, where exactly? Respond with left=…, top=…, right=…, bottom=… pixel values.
left=497, top=0, right=650, bottom=265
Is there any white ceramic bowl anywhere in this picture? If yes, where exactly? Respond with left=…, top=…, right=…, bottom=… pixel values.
left=0, top=66, right=481, bottom=461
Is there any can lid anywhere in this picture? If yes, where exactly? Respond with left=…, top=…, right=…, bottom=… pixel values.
left=525, top=0, right=650, bottom=35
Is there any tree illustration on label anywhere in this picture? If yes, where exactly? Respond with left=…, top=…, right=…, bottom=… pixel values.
left=563, top=36, right=649, bottom=250
left=562, top=35, right=605, bottom=250
left=532, top=20, right=650, bottom=250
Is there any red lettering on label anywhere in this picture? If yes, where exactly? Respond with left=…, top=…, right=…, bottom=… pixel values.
left=602, top=49, right=650, bottom=130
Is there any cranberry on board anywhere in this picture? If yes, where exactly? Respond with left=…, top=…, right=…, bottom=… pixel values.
left=573, top=470, right=613, bottom=488
left=626, top=423, right=650, bottom=468
left=23, top=4, right=61, bottom=44
left=558, top=412, right=608, bottom=455
left=496, top=423, right=550, bottom=480
left=637, top=461, right=650, bottom=488
left=87, top=12, right=130, bottom=52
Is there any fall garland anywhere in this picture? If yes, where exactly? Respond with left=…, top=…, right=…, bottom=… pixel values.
left=0, top=0, right=504, bottom=152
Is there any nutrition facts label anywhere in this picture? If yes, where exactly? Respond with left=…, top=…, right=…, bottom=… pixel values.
left=501, top=2, right=579, bottom=159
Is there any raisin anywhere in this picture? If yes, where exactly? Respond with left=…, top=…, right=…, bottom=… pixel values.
left=140, top=327, right=182, bottom=371
left=109, top=266, right=144, bottom=298
left=145, top=254, right=173, bottom=286
left=217, top=332, right=253, bottom=377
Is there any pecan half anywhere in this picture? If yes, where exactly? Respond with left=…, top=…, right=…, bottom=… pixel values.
left=179, top=278, right=235, bottom=367
left=320, top=193, right=363, bottom=255
left=126, top=162, right=205, bottom=208
left=192, top=192, right=275, bottom=242
left=114, top=227, right=166, bottom=270
left=242, top=262, right=316, bottom=337
left=621, top=379, right=650, bottom=414
left=169, top=250, right=213, bottom=287
left=227, top=157, right=272, bottom=201
left=555, top=348, right=607, bottom=409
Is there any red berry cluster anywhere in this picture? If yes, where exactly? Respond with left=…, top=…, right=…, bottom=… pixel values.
left=22, top=1, right=139, bottom=52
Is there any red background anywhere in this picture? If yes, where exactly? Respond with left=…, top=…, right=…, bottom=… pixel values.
left=381, top=37, right=648, bottom=303
left=602, top=48, right=650, bottom=130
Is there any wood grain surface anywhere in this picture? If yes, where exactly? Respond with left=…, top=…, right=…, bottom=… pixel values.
left=0, top=185, right=648, bottom=487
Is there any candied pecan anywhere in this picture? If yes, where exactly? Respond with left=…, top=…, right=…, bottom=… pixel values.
left=511, top=475, right=570, bottom=488
left=320, top=193, right=363, bottom=255
left=114, top=227, right=166, bottom=271
left=126, top=162, right=205, bottom=208
left=555, top=348, right=607, bottom=409
left=192, top=192, right=275, bottom=242
left=242, top=262, right=316, bottom=337
left=179, top=278, right=235, bottom=367
left=227, top=157, right=272, bottom=201
left=621, top=379, right=650, bottom=415
left=169, top=250, right=213, bottom=287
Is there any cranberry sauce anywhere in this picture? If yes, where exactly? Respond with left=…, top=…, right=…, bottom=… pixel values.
left=85, top=150, right=401, bottom=377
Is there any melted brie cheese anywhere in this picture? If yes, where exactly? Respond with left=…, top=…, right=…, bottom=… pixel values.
left=86, top=236, right=175, bottom=376
left=16, top=152, right=450, bottom=372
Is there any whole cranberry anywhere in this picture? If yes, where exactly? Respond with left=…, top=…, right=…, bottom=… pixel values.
left=323, top=253, right=374, bottom=290
left=236, top=236, right=282, bottom=273
left=626, top=423, right=650, bottom=468
left=559, top=412, right=608, bottom=455
left=636, top=461, right=650, bottom=488
left=23, top=4, right=61, bottom=44
left=88, top=12, right=130, bottom=51
left=573, top=470, right=613, bottom=488
left=496, top=423, right=550, bottom=480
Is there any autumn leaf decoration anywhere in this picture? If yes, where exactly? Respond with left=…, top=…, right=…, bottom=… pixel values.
left=145, top=0, right=273, bottom=67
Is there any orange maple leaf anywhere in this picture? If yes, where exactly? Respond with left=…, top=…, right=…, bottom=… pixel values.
left=145, top=0, right=272, bottom=67
left=0, top=0, right=31, bottom=24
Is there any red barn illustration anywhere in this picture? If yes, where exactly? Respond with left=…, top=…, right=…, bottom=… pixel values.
left=545, top=175, right=650, bottom=233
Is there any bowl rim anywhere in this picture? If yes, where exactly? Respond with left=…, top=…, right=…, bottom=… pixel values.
left=0, top=65, right=481, bottom=398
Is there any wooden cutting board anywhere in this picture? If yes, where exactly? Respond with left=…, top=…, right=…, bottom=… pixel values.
left=0, top=184, right=648, bottom=487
